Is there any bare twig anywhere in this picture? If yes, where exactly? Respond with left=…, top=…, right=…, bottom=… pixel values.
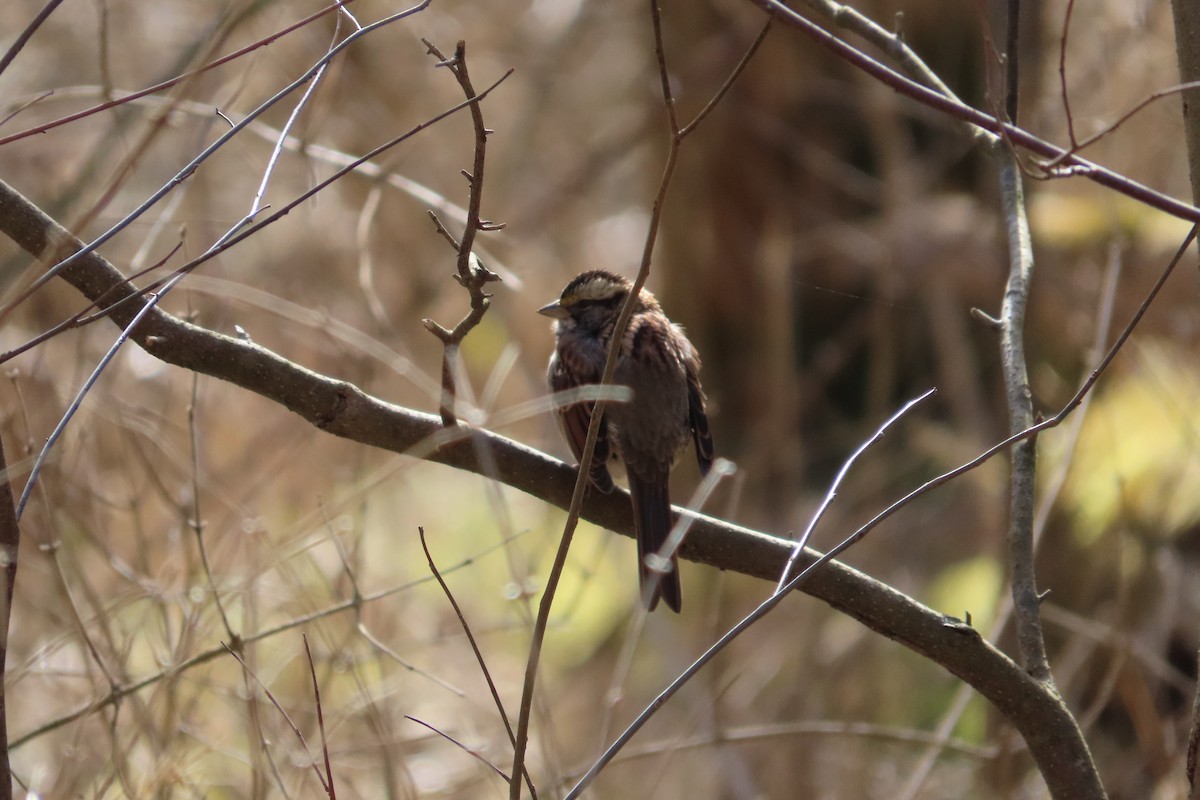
left=1057, top=0, right=1078, bottom=147
left=187, top=372, right=237, bottom=644
left=0, top=241, right=183, bottom=365
left=225, top=642, right=331, bottom=794
left=303, top=635, right=337, bottom=800
left=776, top=389, right=935, bottom=594
left=15, top=279, right=174, bottom=519
left=0, top=0, right=66, bottom=83
left=419, top=40, right=508, bottom=426
left=1006, top=0, right=1021, bottom=123
left=614, top=719, right=997, bottom=763
left=405, top=715, right=511, bottom=782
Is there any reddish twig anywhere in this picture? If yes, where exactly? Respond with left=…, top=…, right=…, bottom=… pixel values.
left=757, top=0, right=1200, bottom=222
left=0, top=0, right=65, bottom=84
left=303, top=635, right=337, bottom=800
left=0, top=435, right=19, bottom=800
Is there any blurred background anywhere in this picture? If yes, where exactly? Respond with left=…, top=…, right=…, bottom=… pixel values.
left=0, top=0, right=1197, bottom=797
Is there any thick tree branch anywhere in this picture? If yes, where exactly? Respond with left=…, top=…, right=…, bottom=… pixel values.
left=0, top=176, right=1107, bottom=800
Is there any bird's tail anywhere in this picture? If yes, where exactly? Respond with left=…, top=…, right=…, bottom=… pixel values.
left=628, top=471, right=681, bottom=613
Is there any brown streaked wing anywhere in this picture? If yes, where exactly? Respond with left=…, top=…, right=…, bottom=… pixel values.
left=687, top=371, right=714, bottom=475
left=550, top=359, right=615, bottom=493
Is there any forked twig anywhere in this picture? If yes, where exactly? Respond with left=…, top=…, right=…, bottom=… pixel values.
left=776, top=388, right=935, bottom=593
left=420, top=40, right=509, bottom=426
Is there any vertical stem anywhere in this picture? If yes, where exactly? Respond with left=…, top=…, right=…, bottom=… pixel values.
left=1004, top=0, right=1021, bottom=123
left=1170, top=3, right=1200, bottom=793
left=996, top=153, right=1050, bottom=682
left=0, top=435, right=17, bottom=800
left=1171, top=0, right=1200, bottom=207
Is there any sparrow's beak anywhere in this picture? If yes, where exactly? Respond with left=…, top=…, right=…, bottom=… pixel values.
left=538, top=300, right=569, bottom=319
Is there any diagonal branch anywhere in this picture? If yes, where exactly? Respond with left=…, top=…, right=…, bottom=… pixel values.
left=754, top=0, right=1200, bottom=223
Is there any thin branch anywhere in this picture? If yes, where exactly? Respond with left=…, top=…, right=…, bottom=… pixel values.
left=776, top=388, right=935, bottom=593
left=1006, top=0, right=1021, bottom=124
left=0, top=0, right=65, bottom=82
left=0, top=1, right=355, bottom=144
left=303, top=635, right=337, bottom=800
left=418, top=527, right=538, bottom=799
left=611, top=720, right=997, bottom=766
left=1057, top=0, right=1078, bottom=147
left=15, top=277, right=176, bottom=519
left=0, top=241, right=183, bottom=365
left=225, top=643, right=331, bottom=794
left=187, top=372, right=237, bottom=644
left=1046, top=78, right=1200, bottom=168
left=405, top=715, right=511, bottom=782
left=679, top=19, right=772, bottom=137
left=755, top=0, right=1200, bottom=222
left=0, top=435, right=18, bottom=800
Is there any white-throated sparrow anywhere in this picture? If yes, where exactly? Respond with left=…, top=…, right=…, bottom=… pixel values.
left=539, top=270, right=713, bottom=612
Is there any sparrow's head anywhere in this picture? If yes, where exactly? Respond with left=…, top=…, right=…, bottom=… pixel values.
left=538, top=270, right=658, bottom=332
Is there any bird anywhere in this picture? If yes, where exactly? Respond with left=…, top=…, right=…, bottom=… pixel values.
left=538, top=269, right=713, bottom=612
